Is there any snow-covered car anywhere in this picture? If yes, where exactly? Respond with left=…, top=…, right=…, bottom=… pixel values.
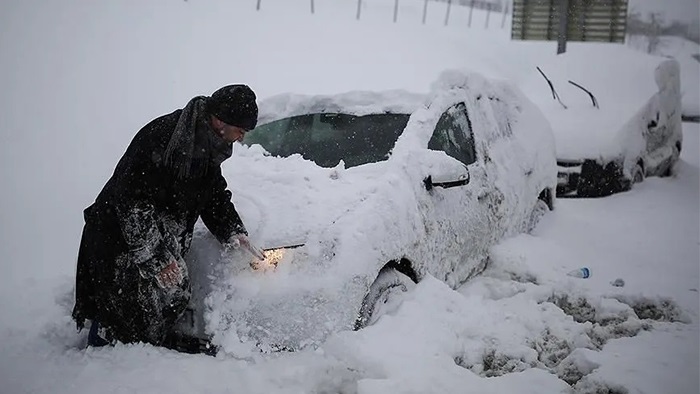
left=521, top=46, right=683, bottom=197
left=177, top=70, right=557, bottom=353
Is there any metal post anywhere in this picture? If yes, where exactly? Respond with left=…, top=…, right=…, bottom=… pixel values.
left=547, top=0, right=555, bottom=40
left=356, top=0, right=362, bottom=20
left=501, top=1, right=508, bottom=29
left=581, top=0, right=589, bottom=41
left=608, top=0, right=616, bottom=42
left=310, top=0, right=314, bottom=14
left=394, top=0, right=399, bottom=23
left=485, top=3, right=491, bottom=29
left=557, top=0, right=569, bottom=54
left=444, top=0, right=452, bottom=26
left=468, top=0, right=475, bottom=27
left=522, top=0, right=528, bottom=39
left=256, top=0, right=261, bottom=11
left=422, top=0, right=428, bottom=24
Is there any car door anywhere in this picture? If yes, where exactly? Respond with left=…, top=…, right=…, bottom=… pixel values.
left=421, top=101, right=496, bottom=287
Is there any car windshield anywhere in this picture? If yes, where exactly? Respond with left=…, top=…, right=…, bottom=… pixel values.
left=242, top=112, right=410, bottom=168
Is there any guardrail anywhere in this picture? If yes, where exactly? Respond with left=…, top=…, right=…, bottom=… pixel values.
left=252, top=0, right=512, bottom=28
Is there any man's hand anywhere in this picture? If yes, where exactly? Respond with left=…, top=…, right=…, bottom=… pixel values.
left=156, top=260, right=183, bottom=288
left=227, top=234, right=266, bottom=261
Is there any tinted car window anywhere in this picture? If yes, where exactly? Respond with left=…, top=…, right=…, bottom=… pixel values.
left=428, top=102, right=476, bottom=166
left=243, top=113, right=410, bottom=168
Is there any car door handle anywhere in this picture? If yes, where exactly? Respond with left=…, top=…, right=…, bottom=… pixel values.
left=423, top=175, right=469, bottom=191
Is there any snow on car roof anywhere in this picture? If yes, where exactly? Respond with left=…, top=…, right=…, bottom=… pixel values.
left=519, top=44, right=674, bottom=160
left=257, top=89, right=428, bottom=125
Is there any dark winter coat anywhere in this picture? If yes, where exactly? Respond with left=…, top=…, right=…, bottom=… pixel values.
left=72, top=106, right=246, bottom=345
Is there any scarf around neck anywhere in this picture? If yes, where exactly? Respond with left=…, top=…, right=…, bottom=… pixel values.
left=163, top=96, right=233, bottom=179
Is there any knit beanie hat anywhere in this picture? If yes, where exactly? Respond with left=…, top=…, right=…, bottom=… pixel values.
left=207, top=84, right=258, bottom=130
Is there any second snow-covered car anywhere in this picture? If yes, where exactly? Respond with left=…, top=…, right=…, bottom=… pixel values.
left=522, top=46, right=683, bottom=198
left=177, top=70, right=557, bottom=353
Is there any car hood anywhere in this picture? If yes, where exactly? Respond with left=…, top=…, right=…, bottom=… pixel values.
left=222, top=145, right=391, bottom=249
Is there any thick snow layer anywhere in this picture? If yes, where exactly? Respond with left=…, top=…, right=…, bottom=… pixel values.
left=0, top=0, right=698, bottom=393
left=257, top=90, right=427, bottom=125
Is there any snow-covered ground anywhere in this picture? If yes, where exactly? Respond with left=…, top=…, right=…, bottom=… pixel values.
left=0, top=1, right=698, bottom=393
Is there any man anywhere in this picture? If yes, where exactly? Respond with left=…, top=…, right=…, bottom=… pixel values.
left=72, top=84, right=260, bottom=351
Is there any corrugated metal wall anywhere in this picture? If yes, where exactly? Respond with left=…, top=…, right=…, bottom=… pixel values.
left=512, top=0, right=628, bottom=43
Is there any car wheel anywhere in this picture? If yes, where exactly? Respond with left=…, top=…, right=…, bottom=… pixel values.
left=631, top=163, right=644, bottom=184
left=526, top=199, right=550, bottom=233
left=354, top=267, right=416, bottom=330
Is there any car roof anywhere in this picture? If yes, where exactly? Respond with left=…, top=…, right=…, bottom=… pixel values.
left=256, top=89, right=427, bottom=126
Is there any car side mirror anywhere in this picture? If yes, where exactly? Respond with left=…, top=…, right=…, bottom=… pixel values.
left=424, top=167, right=470, bottom=191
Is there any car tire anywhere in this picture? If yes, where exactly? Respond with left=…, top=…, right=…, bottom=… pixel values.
left=354, top=267, right=416, bottom=330
left=526, top=199, right=550, bottom=233
left=631, top=163, right=644, bottom=184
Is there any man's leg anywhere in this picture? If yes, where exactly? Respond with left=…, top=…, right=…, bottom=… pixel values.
left=87, top=320, right=111, bottom=347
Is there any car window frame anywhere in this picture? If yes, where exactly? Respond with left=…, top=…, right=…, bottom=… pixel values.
left=427, top=102, right=477, bottom=167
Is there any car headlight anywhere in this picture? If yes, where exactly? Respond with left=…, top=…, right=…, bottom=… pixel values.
left=251, top=244, right=304, bottom=271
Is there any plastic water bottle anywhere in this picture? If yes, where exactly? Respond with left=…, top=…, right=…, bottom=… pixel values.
left=567, top=267, right=590, bottom=279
